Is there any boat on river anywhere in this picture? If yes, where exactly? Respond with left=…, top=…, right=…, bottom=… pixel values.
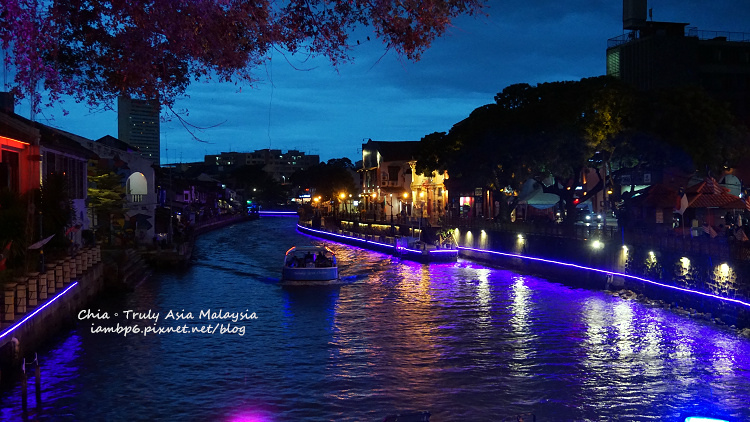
left=280, top=245, right=339, bottom=286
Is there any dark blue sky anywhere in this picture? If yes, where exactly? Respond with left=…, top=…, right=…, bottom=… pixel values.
left=11, top=0, right=750, bottom=164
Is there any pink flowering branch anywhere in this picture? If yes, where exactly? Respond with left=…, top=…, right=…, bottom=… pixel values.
left=0, top=0, right=484, bottom=113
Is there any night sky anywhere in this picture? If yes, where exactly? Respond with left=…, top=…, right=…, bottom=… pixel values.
left=9, top=0, right=750, bottom=164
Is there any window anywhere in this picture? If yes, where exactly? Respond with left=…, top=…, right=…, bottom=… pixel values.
left=606, top=50, right=620, bottom=78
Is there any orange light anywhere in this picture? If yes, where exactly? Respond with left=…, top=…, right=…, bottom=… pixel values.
left=371, top=193, right=376, bottom=198
left=0, top=135, right=31, bottom=147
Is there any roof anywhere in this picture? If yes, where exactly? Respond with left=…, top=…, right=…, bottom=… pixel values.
left=362, top=140, right=421, bottom=162
left=96, top=135, right=140, bottom=153
left=684, top=177, right=749, bottom=210
left=629, top=184, right=680, bottom=209
left=0, top=111, right=39, bottom=144
left=286, top=245, right=334, bottom=255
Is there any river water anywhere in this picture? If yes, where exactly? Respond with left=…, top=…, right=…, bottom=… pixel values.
left=2, top=217, right=750, bottom=421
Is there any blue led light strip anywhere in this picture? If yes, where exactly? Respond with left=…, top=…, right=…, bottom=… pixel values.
left=458, top=246, right=750, bottom=309
left=259, top=211, right=298, bottom=217
left=298, top=224, right=458, bottom=257
left=299, top=224, right=394, bottom=249
left=0, top=282, right=79, bottom=342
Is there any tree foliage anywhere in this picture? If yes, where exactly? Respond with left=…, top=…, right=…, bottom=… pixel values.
left=229, top=164, right=287, bottom=205
left=87, top=170, right=126, bottom=215
left=290, top=158, right=357, bottom=201
left=0, top=0, right=483, bottom=111
left=415, top=76, right=749, bottom=223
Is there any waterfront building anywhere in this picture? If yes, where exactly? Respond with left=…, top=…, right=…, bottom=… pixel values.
left=71, top=134, right=158, bottom=244
left=118, top=96, right=161, bottom=165
left=360, top=139, right=448, bottom=224
left=0, top=94, right=40, bottom=196
left=1, top=97, right=91, bottom=246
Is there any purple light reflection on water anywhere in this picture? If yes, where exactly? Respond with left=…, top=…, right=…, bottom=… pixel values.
left=459, top=246, right=750, bottom=309
left=1, top=218, right=749, bottom=421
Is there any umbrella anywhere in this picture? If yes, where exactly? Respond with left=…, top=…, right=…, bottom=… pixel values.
left=28, top=234, right=55, bottom=250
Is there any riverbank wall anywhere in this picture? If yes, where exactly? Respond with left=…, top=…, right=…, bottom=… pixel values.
left=452, top=227, right=750, bottom=329
left=143, top=214, right=250, bottom=269
left=0, top=246, right=105, bottom=380
left=0, top=214, right=252, bottom=380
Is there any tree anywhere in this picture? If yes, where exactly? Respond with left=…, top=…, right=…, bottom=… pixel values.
left=417, top=78, right=634, bottom=224
left=229, top=164, right=288, bottom=206
left=87, top=169, right=126, bottom=243
left=0, top=0, right=483, bottom=112
left=290, top=159, right=357, bottom=201
left=632, top=86, right=750, bottom=175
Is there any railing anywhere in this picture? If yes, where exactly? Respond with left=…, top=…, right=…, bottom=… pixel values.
left=608, top=28, right=750, bottom=49
left=322, top=212, right=750, bottom=261
left=445, top=217, right=620, bottom=242
left=608, top=32, right=638, bottom=49
left=687, top=28, right=750, bottom=42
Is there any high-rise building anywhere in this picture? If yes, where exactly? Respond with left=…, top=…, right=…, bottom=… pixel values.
left=118, top=96, right=161, bottom=165
left=606, top=0, right=750, bottom=125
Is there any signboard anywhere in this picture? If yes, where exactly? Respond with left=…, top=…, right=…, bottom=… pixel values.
left=655, top=209, right=663, bottom=224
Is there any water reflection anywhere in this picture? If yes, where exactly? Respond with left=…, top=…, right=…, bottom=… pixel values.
left=1, top=218, right=750, bottom=421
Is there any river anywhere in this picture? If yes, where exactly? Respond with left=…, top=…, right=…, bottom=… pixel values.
left=2, top=217, right=750, bottom=421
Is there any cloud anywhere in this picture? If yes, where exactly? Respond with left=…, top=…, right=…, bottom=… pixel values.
left=14, top=0, right=750, bottom=165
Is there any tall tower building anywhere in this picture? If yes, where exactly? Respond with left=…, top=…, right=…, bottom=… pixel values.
left=118, top=96, right=161, bottom=165
left=606, top=0, right=750, bottom=126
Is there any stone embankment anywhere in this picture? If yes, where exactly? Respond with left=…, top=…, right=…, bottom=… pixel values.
left=454, top=227, right=750, bottom=330
left=0, top=246, right=105, bottom=380
left=0, top=214, right=252, bottom=381
left=143, top=214, right=250, bottom=269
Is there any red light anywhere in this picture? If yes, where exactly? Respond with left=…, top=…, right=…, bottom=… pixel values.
left=573, top=198, right=580, bottom=205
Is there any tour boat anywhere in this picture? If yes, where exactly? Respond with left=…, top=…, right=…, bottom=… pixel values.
left=280, top=245, right=339, bottom=286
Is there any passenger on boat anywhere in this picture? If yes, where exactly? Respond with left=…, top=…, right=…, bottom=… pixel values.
left=304, top=252, right=315, bottom=267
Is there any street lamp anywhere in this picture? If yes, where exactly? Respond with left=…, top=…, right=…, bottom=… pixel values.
left=389, top=193, right=393, bottom=225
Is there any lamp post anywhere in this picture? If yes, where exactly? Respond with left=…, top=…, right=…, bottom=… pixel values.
left=389, top=193, right=394, bottom=225
left=339, top=192, right=346, bottom=219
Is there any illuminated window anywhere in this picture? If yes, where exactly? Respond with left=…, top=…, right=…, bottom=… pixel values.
left=606, top=49, right=620, bottom=78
